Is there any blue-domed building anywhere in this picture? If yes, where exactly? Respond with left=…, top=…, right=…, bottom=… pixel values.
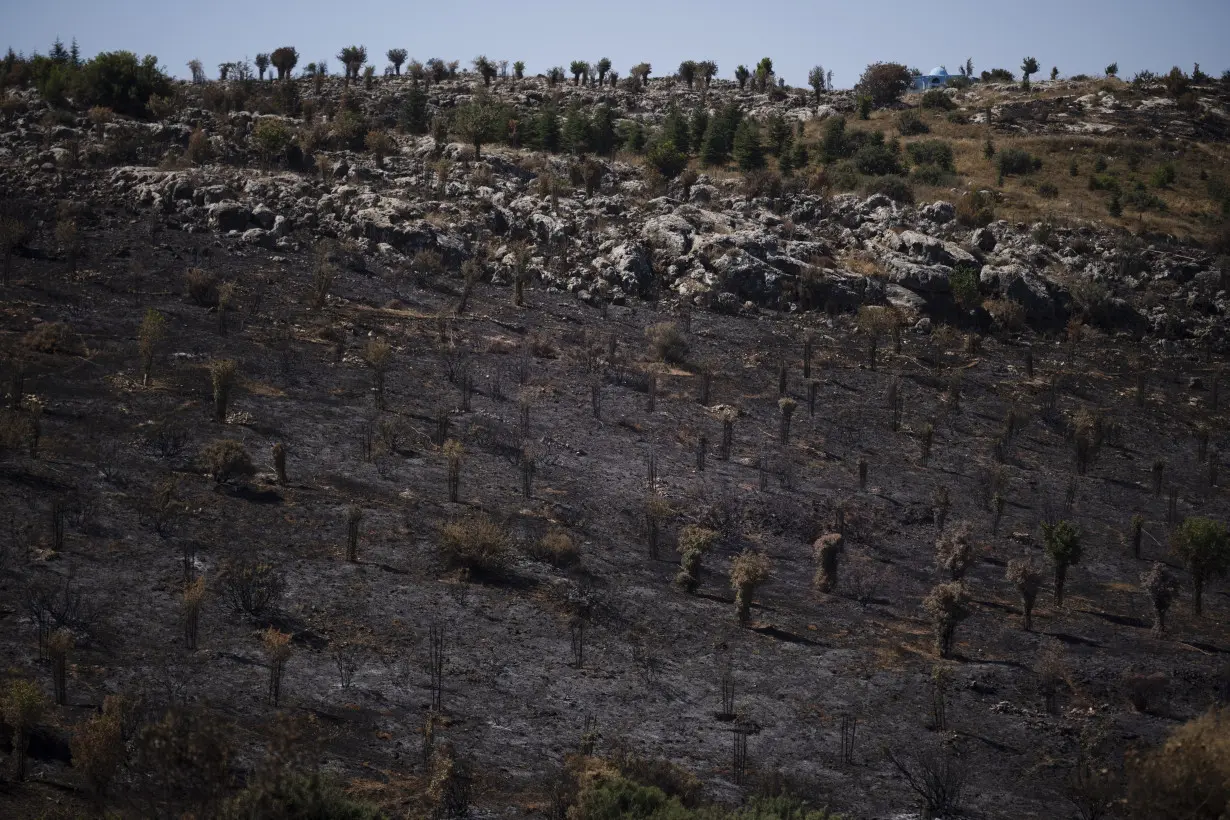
left=913, top=67, right=952, bottom=90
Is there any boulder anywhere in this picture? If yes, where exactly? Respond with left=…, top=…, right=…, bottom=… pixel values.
left=607, top=243, right=653, bottom=296
left=251, top=204, right=277, bottom=230
left=883, top=253, right=952, bottom=293
left=208, top=201, right=251, bottom=232
left=641, top=214, right=695, bottom=256
left=889, top=230, right=977, bottom=268
left=982, top=264, right=1057, bottom=323
left=921, top=201, right=956, bottom=224
left=714, top=248, right=788, bottom=304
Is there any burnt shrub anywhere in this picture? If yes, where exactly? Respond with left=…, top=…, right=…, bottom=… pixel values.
left=440, top=516, right=512, bottom=579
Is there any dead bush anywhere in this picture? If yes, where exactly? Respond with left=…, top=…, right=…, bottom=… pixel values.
left=440, top=516, right=512, bottom=579
left=645, top=321, right=689, bottom=365
left=219, top=557, right=284, bottom=614
left=529, top=529, right=580, bottom=569
left=1125, top=706, right=1229, bottom=819
left=730, top=549, right=771, bottom=626
left=200, top=439, right=255, bottom=484
left=185, top=268, right=218, bottom=306
left=23, top=322, right=85, bottom=355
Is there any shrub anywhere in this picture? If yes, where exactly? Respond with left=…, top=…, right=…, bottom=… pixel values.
left=1006, top=558, right=1043, bottom=630
left=730, top=550, right=771, bottom=626
left=906, top=139, right=955, bottom=171
left=1164, top=66, right=1190, bottom=98
left=531, top=529, right=580, bottom=569
left=1126, top=706, right=1229, bottom=819
left=222, top=772, right=384, bottom=819
left=1043, top=520, right=1083, bottom=607
left=365, top=130, right=394, bottom=168
left=1171, top=517, right=1230, bottom=616
left=950, top=265, right=980, bottom=310
left=742, top=168, right=782, bottom=199
left=675, top=525, right=718, bottom=593
left=923, top=582, right=969, bottom=658
left=71, top=708, right=124, bottom=798
left=997, top=148, right=1041, bottom=176
left=77, top=51, right=173, bottom=118
left=861, top=175, right=914, bottom=204
left=936, top=525, right=974, bottom=580
left=251, top=118, right=293, bottom=166
left=645, top=322, right=689, bottom=365
left=201, top=439, right=255, bottom=484
left=857, top=62, right=911, bottom=106
left=1151, top=163, right=1177, bottom=188
left=1037, top=182, right=1059, bottom=199
left=2, top=679, right=48, bottom=781
left=896, top=109, right=929, bottom=135
left=920, top=89, right=956, bottom=110
left=220, top=558, right=283, bottom=614
left=440, top=516, right=511, bottom=579
left=1141, top=563, right=1178, bottom=633
left=854, top=143, right=903, bottom=176
left=644, top=139, right=688, bottom=180
left=330, top=109, right=368, bottom=151
left=812, top=532, right=843, bottom=592
left=732, top=119, right=766, bottom=171
left=23, top=322, right=84, bottom=355
left=984, top=298, right=1026, bottom=331
left=955, top=190, right=996, bottom=227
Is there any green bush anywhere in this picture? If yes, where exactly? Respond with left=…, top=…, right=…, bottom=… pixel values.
left=996, top=148, right=1041, bottom=176
left=1038, top=182, right=1059, bottom=199
left=251, top=118, right=293, bottom=165
left=77, top=51, right=172, bottom=118
left=854, top=144, right=903, bottom=176
left=331, top=110, right=368, bottom=151
left=911, top=165, right=955, bottom=186
left=1151, top=163, right=1177, bottom=188
left=950, top=265, right=980, bottom=309
left=857, top=62, right=911, bottom=106
left=920, top=89, right=956, bottom=110
left=222, top=773, right=385, bottom=819
left=732, top=119, right=765, bottom=171
left=906, top=139, right=955, bottom=171
left=645, top=139, right=688, bottom=179
left=1123, top=183, right=1167, bottom=212
left=896, top=109, right=930, bottom=135
left=826, top=160, right=861, bottom=190
left=862, top=174, right=914, bottom=203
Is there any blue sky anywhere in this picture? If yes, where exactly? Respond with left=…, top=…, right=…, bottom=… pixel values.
left=4, top=0, right=1229, bottom=87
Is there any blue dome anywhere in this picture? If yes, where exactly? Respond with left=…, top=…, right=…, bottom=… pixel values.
left=928, top=66, right=949, bottom=77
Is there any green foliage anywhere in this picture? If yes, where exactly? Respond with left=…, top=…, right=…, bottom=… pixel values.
left=1123, top=182, right=1167, bottom=213
left=1020, top=56, right=1040, bottom=81
left=950, top=265, right=980, bottom=309
left=452, top=94, right=509, bottom=158
left=688, top=108, right=710, bottom=153
left=222, top=772, right=386, bottom=819
left=920, top=89, right=956, bottom=110
left=331, top=109, right=368, bottom=151
left=535, top=105, right=562, bottom=152
left=734, top=64, right=750, bottom=89
left=572, top=774, right=838, bottom=820
left=661, top=105, right=691, bottom=155
left=764, top=114, right=792, bottom=156
left=996, top=147, right=1041, bottom=176
left=398, top=84, right=430, bottom=134
left=700, top=104, right=741, bottom=166
left=1043, top=520, right=1083, bottom=567
left=645, top=139, right=688, bottom=179
left=896, top=109, right=930, bottom=135
left=1172, top=517, right=1230, bottom=580
left=981, top=68, right=1015, bottom=83
left=563, top=103, right=593, bottom=154
left=36, top=50, right=174, bottom=118
left=906, top=139, right=955, bottom=171
left=853, top=144, right=903, bottom=176
left=861, top=175, right=914, bottom=203
left=1164, top=66, right=1190, bottom=98
left=251, top=118, right=293, bottom=165
left=857, top=62, right=911, bottom=106
left=619, top=118, right=646, bottom=153
left=1151, top=163, right=1177, bottom=188
left=591, top=105, right=617, bottom=156
left=732, top=119, right=765, bottom=171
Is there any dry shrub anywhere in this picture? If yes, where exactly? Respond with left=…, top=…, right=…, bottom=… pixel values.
left=201, top=439, right=254, bottom=484
left=645, top=322, right=689, bottom=365
left=984, top=298, right=1026, bottom=331
left=185, top=268, right=218, bottom=306
left=219, top=557, right=284, bottom=614
left=730, top=549, right=771, bottom=625
left=955, top=190, right=996, bottom=227
left=23, top=322, right=84, bottom=356
left=71, top=707, right=124, bottom=797
left=1126, top=706, right=1229, bottom=819
left=529, top=529, right=580, bottom=568
left=440, top=516, right=511, bottom=578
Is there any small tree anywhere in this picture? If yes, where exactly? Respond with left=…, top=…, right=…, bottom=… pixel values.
left=675, top=525, right=718, bottom=593
left=813, top=532, right=843, bottom=592
left=936, top=525, right=974, bottom=581
left=512, top=60, right=525, bottom=80
left=345, top=506, right=362, bottom=563
left=202, top=439, right=255, bottom=485
left=2, top=678, right=47, bottom=781
left=808, top=65, right=826, bottom=101
left=270, top=46, right=298, bottom=80
left=1021, top=56, right=1040, bottom=86
left=1125, top=707, right=1230, bottom=819
left=730, top=550, right=771, bottom=626
left=452, top=95, right=505, bottom=159
left=678, top=60, right=697, bottom=89
left=778, top=397, right=796, bottom=445
left=1105, top=63, right=1119, bottom=78
left=1171, top=516, right=1230, bottom=616
left=473, top=55, right=497, bottom=86
left=48, top=629, right=72, bottom=705
left=444, top=439, right=464, bottom=503
left=1141, top=563, right=1178, bottom=633
left=1043, top=520, right=1083, bottom=607
left=363, top=337, right=392, bottom=409
left=262, top=627, right=292, bottom=706
left=138, top=309, right=166, bottom=386
left=923, top=582, right=969, bottom=658
left=1006, top=558, right=1043, bottom=630
left=71, top=707, right=124, bottom=800
left=182, top=575, right=205, bottom=650
left=734, top=65, right=750, bottom=90
left=595, top=57, right=611, bottom=84
left=569, top=60, right=590, bottom=85
left=387, top=48, right=407, bottom=75
left=254, top=53, right=270, bottom=80
left=210, top=359, right=237, bottom=423
left=857, top=62, right=911, bottom=106
left=365, top=130, right=394, bottom=169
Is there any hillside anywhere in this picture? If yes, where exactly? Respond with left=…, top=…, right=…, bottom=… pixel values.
left=0, top=58, right=1229, bottom=820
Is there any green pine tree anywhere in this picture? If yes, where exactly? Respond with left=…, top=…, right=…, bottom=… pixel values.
left=562, top=104, right=592, bottom=154
left=732, top=120, right=766, bottom=171
left=591, top=105, right=617, bottom=156
left=537, top=106, right=561, bottom=152
left=700, top=116, right=729, bottom=167
left=689, top=108, right=710, bottom=154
